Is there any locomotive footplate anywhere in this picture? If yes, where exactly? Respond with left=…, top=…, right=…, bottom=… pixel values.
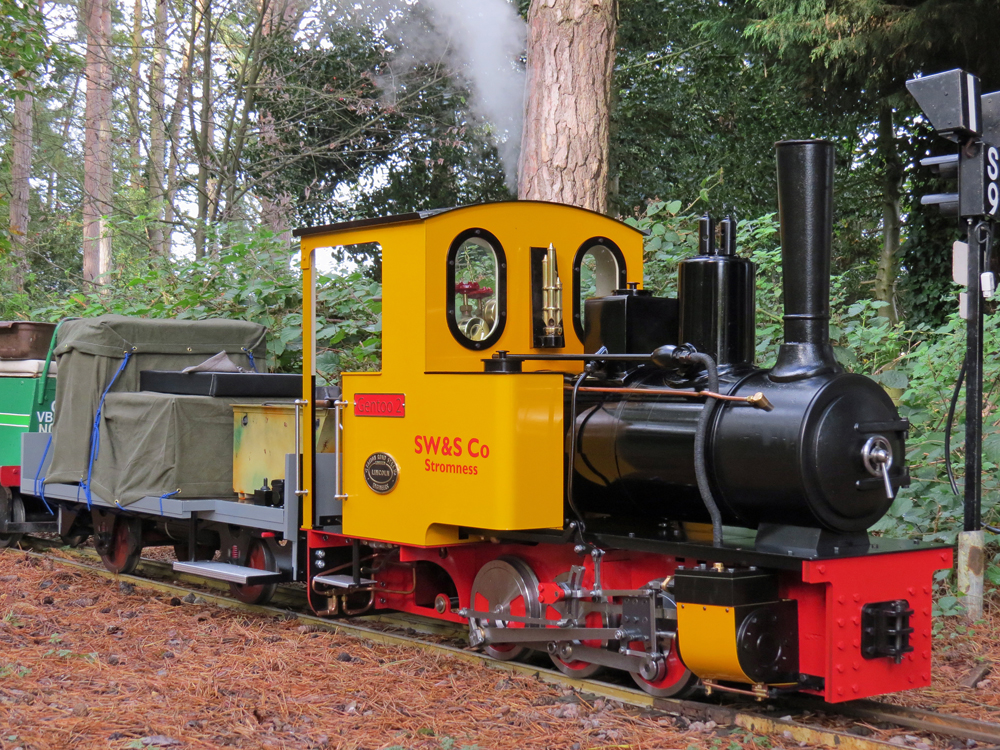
left=465, top=524, right=951, bottom=570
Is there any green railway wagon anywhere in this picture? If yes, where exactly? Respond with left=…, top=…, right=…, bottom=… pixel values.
left=1, top=322, right=58, bottom=548
left=0, top=366, right=56, bottom=465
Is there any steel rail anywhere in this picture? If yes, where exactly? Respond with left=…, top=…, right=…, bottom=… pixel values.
left=22, top=536, right=464, bottom=641
left=781, top=695, right=1000, bottom=745
left=13, top=539, right=1000, bottom=750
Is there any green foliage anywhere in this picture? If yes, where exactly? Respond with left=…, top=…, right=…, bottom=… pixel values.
left=871, top=312, right=1000, bottom=543
left=897, top=120, right=965, bottom=328
left=29, top=225, right=382, bottom=383
left=246, top=15, right=513, bottom=250
left=0, top=0, right=50, bottom=98
left=743, top=0, right=1000, bottom=100
left=0, top=663, right=30, bottom=678
left=613, top=0, right=839, bottom=221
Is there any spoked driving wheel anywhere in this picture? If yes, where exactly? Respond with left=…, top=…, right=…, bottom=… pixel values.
left=469, top=557, right=542, bottom=661
left=97, top=514, right=143, bottom=575
left=0, top=486, right=25, bottom=549
left=229, top=539, right=277, bottom=605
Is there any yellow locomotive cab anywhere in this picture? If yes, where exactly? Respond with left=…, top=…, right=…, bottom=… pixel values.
left=296, top=201, right=645, bottom=546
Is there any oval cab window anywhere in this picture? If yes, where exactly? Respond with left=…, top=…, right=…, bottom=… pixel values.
left=447, top=229, right=507, bottom=350
left=573, top=238, right=626, bottom=341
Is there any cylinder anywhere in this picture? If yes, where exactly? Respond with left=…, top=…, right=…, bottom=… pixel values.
left=770, top=140, right=842, bottom=382
left=678, top=250, right=756, bottom=371
left=571, top=370, right=903, bottom=532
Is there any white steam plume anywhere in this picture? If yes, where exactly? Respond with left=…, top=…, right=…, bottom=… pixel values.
left=416, top=0, right=526, bottom=190
left=337, top=0, right=526, bottom=190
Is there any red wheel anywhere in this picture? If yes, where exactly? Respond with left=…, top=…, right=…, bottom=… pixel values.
left=98, top=515, right=142, bottom=575
left=629, top=637, right=700, bottom=698
left=229, top=539, right=277, bottom=605
left=469, top=557, right=542, bottom=661
left=549, top=610, right=606, bottom=678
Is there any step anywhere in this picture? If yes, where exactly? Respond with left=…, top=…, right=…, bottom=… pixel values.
left=312, top=573, right=377, bottom=590
left=172, top=560, right=286, bottom=584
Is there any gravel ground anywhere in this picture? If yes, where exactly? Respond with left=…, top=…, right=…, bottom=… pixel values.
left=885, top=592, right=1000, bottom=724
left=0, top=549, right=803, bottom=750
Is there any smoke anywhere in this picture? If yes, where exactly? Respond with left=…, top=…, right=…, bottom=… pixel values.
left=414, top=0, right=526, bottom=190
left=338, top=0, right=526, bottom=191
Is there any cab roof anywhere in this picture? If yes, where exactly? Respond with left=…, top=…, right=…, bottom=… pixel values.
left=291, top=200, right=647, bottom=239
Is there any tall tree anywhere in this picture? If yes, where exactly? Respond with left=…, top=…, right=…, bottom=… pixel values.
left=740, top=0, right=1000, bottom=321
left=128, top=0, right=143, bottom=183
left=9, top=36, right=36, bottom=291
left=192, top=0, right=215, bottom=258
left=148, top=0, right=168, bottom=256
left=518, top=0, right=617, bottom=213
left=5, top=0, right=49, bottom=293
left=82, top=0, right=114, bottom=284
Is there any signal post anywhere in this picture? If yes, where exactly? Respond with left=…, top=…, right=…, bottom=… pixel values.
left=908, top=70, right=1000, bottom=621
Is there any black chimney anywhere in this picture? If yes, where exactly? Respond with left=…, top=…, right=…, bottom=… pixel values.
left=769, top=139, right=843, bottom=382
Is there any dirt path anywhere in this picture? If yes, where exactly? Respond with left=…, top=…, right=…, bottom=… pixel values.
left=0, top=549, right=795, bottom=750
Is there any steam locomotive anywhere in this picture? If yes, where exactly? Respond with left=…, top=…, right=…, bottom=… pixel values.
left=0, top=139, right=951, bottom=703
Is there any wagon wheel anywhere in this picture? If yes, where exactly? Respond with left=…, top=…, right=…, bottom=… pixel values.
left=97, top=515, right=143, bottom=575
left=469, top=557, right=542, bottom=662
left=0, top=486, right=25, bottom=549
left=229, top=539, right=277, bottom=605
left=60, top=516, right=91, bottom=548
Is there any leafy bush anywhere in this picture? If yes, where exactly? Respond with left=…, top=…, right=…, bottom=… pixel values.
left=28, top=225, right=381, bottom=384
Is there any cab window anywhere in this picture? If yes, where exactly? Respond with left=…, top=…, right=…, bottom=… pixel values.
left=573, top=238, right=626, bottom=340
left=447, top=229, right=507, bottom=350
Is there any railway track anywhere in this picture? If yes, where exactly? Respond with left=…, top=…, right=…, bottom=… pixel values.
left=12, top=536, right=1000, bottom=750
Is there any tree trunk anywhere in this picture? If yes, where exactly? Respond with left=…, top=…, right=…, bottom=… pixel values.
left=8, top=0, right=45, bottom=293
left=82, top=0, right=114, bottom=285
left=875, top=102, right=902, bottom=324
left=9, top=79, right=34, bottom=293
left=163, top=13, right=198, bottom=258
left=193, top=0, right=214, bottom=259
left=51, top=72, right=82, bottom=213
left=129, top=0, right=143, bottom=185
left=148, top=0, right=168, bottom=256
left=518, top=0, right=618, bottom=214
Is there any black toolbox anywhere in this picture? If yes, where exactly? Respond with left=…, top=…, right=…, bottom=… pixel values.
left=140, top=370, right=301, bottom=398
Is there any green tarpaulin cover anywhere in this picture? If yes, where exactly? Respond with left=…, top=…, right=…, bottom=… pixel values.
left=89, top=392, right=265, bottom=506
left=45, top=315, right=267, bottom=501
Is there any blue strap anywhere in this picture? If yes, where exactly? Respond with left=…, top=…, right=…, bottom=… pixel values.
left=82, top=351, right=132, bottom=509
left=33, top=433, right=53, bottom=515
left=158, top=489, right=180, bottom=516
left=242, top=347, right=257, bottom=372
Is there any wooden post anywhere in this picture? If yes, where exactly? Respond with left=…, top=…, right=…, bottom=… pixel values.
left=957, top=530, right=985, bottom=620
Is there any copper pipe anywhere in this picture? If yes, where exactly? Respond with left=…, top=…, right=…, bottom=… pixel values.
left=341, top=590, right=376, bottom=616
left=377, top=567, right=418, bottom=596
left=573, top=386, right=773, bottom=411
